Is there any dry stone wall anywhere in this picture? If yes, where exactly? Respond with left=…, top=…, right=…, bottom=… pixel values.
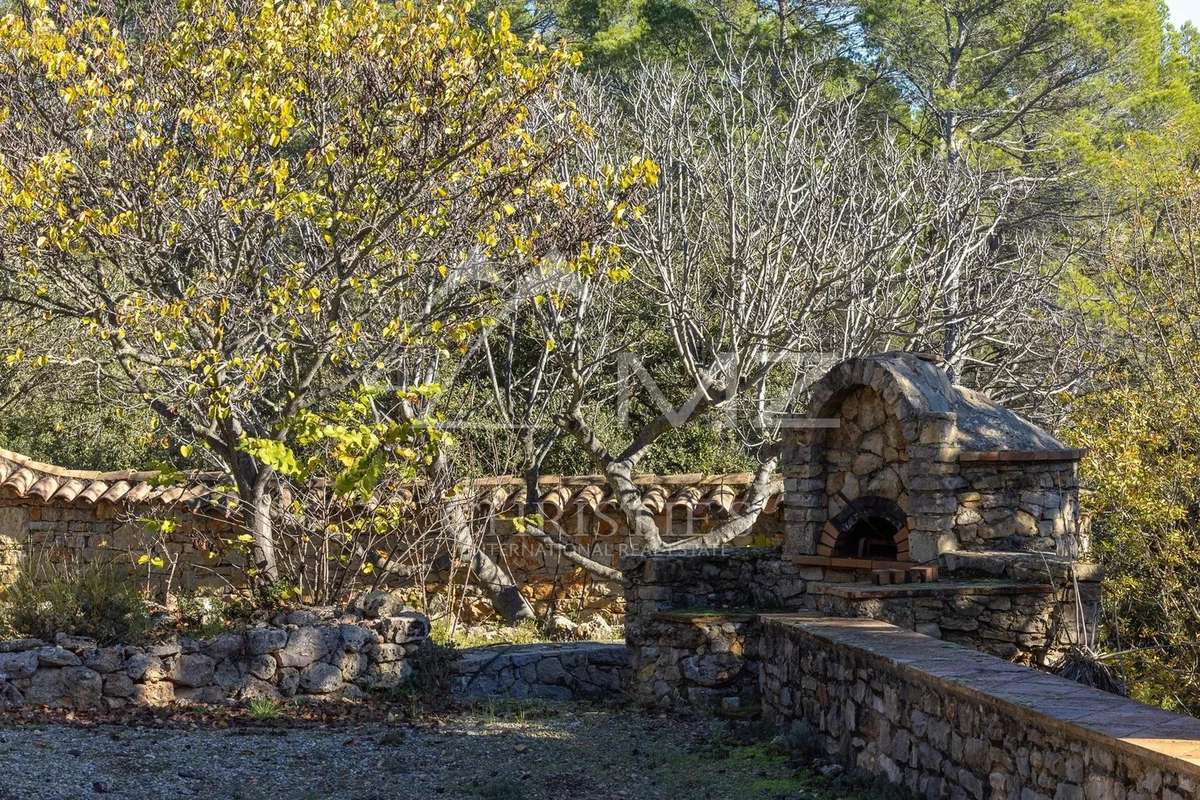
left=452, top=642, right=629, bottom=701
left=0, top=606, right=431, bottom=711
left=623, top=548, right=1097, bottom=710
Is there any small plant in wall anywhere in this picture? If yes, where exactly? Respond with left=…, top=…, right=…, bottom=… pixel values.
left=246, top=697, right=283, bottom=721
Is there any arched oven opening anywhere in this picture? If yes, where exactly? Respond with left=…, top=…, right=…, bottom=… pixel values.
left=822, top=496, right=910, bottom=562
left=835, top=515, right=900, bottom=559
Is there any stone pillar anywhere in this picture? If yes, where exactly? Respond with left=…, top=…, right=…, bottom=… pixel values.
left=780, top=426, right=824, bottom=557
left=902, top=413, right=961, bottom=563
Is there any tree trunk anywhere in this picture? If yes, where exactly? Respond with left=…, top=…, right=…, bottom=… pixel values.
left=605, top=459, right=666, bottom=552
left=662, top=455, right=779, bottom=551
left=440, top=489, right=535, bottom=623
left=232, top=455, right=279, bottom=584
left=247, top=489, right=279, bottom=583
left=521, top=464, right=622, bottom=581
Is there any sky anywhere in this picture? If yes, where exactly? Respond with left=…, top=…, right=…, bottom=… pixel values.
left=1170, top=0, right=1200, bottom=26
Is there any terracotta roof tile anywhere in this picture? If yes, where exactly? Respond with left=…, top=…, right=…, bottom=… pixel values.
left=571, top=484, right=604, bottom=511
left=642, top=485, right=668, bottom=515
left=0, top=446, right=784, bottom=518
left=28, top=475, right=59, bottom=502
left=52, top=478, right=86, bottom=504
left=0, top=446, right=216, bottom=508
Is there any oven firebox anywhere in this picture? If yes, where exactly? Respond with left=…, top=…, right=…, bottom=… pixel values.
left=826, top=496, right=908, bottom=561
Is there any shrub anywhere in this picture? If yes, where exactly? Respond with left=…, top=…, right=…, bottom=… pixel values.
left=377, top=639, right=459, bottom=718
left=0, top=561, right=151, bottom=645
left=174, top=588, right=259, bottom=639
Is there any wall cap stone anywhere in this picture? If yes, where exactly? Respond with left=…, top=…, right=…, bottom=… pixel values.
left=803, top=578, right=1056, bottom=601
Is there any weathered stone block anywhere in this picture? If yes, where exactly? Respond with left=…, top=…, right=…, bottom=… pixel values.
left=24, top=668, right=65, bottom=706
left=246, top=627, right=288, bottom=655
left=247, top=654, right=276, bottom=681
left=35, top=646, right=81, bottom=667
left=202, top=632, right=245, bottom=661
left=0, top=681, right=23, bottom=709
left=277, top=627, right=327, bottom=669
left=0, top=650, right=38, bottom=680
left=83, top=647, right=124, bottom=674
left=61, top=666, right=102, bottom=709
left=681, top=652, right=743, bottom=688
left=299, top=662, right=343, bottom=694
left=276, top=667, right=300, bottom=697
left=363, top=660, right=412, bottom=691
left=169, top=653, right=216, bottom=688
left=175, top=685, right=225, bottom=704
left=125, top=653, right=165, bottom=682
left=102, top=672, right=135, bottom=698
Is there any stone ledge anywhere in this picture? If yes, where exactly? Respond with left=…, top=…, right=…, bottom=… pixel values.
left=939, top=549, right=1103, bottom=583
left=652, top=610, right=762, bottom=623
left=786, top=554, right=917, bottom=570
left=957, top=448, right=1085, bottom=463
left=802, top=579, right=1055, bottom=601
left=764, top=612, right=1200, bottom=780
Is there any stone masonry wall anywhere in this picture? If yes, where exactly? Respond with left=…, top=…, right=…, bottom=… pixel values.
left=820, top=386, right=910, bottom=532
left=782, top=354, right=1087, bottom=564
left=761, top=614, right=1200, bottom=800
left=0, top=499, right=241, bottom=589
left=453, top=642, right=629, bottom=702
left=804, top=580, right=1100, bottom=667
left=623, top=549, right=1099, bottom=710
left=0, top=491, right=784, bottom=622
left=622, top=549, right=801, bottom=713
left=626, top=611, right=761, bottom=714
left=955, top=459, right=1080, bottom=553
left=622, top=548, right=809, bottom=619
left=0, top=606, right=431, bottom=711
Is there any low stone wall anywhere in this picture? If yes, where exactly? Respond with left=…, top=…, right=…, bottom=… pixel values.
left=762, top=614, right=1200, bottom=800
left=0, top=608, right=431, bottom=711
left=622, top=548, right=809, bottom=620
left=452, top=642, right=629, bottom=701
left=621, top=549, right=796, bottom=714
left=804, top=579, right=1098, bottom=666
left=626, top=612, right=760, bottom=714
left=622, top=548, right=1100, bottom=712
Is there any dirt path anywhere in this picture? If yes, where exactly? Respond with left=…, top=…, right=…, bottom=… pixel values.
left=0, top=703, right=874, bottom=800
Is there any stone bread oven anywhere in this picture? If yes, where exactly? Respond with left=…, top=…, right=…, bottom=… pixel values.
left=623, top=352, right=1101, bottom=714
left=782, top=352, right=1084, bottom=568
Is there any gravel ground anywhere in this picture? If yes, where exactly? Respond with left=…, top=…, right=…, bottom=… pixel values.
left=0, top=703, right=856, bottom=800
